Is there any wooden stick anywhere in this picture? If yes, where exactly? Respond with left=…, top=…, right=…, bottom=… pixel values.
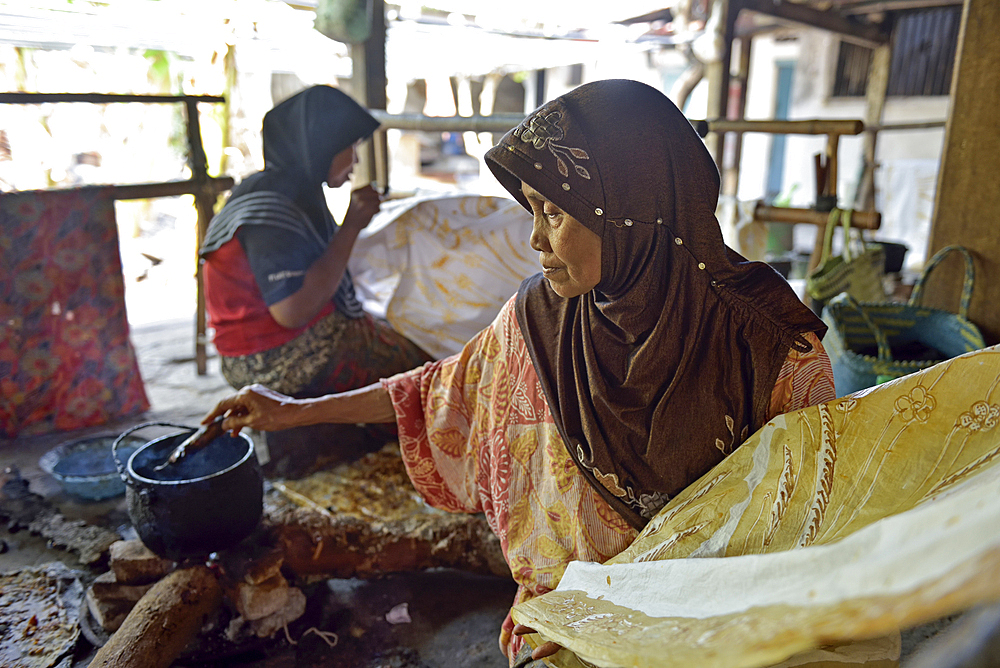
left=89, top=566, right=223, bottom=668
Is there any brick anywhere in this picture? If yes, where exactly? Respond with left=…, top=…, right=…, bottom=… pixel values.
left=227, top=573, right=290, bottom=621
left=89, top=570, right=155, bottom=603
left=108, top=539, right=176, bottom=585
left=87, top=587, right=134, bottom=633
left=85, top=571, right=155, bottom=634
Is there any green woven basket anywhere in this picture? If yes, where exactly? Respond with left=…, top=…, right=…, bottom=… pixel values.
left=821, top=245, right=986, bottom=396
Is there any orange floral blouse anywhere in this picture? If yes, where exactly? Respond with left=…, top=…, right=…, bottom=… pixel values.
left=383, top=296, right=834, bottom=662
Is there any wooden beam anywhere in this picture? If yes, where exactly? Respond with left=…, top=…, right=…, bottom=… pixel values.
left=741, top=0, right=890, bottom=47
left=925, top=0, right=1000, bottom=345
left=8, top=178, right=234, bottom=201
left=842, top=0, right=963, bottom=15
left=0, top=92, right=224, bottom=104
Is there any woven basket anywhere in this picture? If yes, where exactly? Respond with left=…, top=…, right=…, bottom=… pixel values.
left=821, top=245, right=986, bottom=396
left=807, top=209, right=887, bottom=306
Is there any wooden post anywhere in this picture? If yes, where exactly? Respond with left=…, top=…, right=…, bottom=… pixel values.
left=722, top=35, right=753, bottom=199
left=706, top=0, right=735, bottom=165
left=855, top=43, right=891, bottom=211
left=351, top=0, right=387, bottom=190
left=184, top=98, right=214, bottom=376
left=925, top=0, right=1000, bottom=344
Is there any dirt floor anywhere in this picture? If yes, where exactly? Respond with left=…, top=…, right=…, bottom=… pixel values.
left=0, top=317, right=516, bottom=668
left=4, top=317, right=1000, bottom=668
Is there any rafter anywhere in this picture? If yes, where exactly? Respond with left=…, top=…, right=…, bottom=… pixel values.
left=738, top=0, right=890, bottom=47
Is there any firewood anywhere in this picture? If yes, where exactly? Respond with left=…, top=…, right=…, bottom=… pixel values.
left=89, top=565, right=222, bottom=668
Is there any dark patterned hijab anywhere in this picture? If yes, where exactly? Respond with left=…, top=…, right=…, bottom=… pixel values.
left=485, top=79, right=825, bottom=529
left=201, top=85, right=378, bottom=317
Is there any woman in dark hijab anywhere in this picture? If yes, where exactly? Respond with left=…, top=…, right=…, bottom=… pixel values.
left=200, top=85, right=431, bottom=477
left=202, top=79, right=835, bottom=663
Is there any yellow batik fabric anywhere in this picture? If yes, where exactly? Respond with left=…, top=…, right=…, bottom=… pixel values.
left=513, top=344, right=1000, bottom=668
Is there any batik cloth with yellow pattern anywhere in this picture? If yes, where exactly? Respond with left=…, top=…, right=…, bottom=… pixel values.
left=511, top=344, right=1000, bottom=668
left=382, top=296, right=834, bottom=663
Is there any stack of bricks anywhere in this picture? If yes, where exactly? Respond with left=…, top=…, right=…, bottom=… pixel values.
left=86, top=540, right=176, bottom=632
left=219, top=544, right=307, bottom=640
left=86, top=539, right=307, bottom=641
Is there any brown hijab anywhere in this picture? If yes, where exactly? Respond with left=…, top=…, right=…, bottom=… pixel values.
left=484, top=79, right=825, bottom=530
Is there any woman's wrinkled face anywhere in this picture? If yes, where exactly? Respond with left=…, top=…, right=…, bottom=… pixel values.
left=522, top=182, right=602, bottom=299
left=326, top=142, right=359, bottom=188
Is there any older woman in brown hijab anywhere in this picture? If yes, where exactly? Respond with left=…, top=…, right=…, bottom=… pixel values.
left=203, top=79, right=835, bottom=664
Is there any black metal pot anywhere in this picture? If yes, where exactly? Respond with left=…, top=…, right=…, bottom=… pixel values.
left=113, top=422, right=263, bottom=560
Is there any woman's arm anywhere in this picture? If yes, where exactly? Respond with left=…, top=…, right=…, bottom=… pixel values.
left=202, top=381, right=396, bottom=435
left=268, top=184, right=381, bottom=329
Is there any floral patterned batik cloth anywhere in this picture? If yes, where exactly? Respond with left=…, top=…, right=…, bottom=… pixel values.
left=383, top=296, right=834, bottom=663
left=1, top=189, right=149, bottom=437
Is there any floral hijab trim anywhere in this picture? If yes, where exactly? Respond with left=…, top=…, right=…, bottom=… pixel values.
left=512, top=110, right=591, bottom=180
left=575, top=442, right=671, bottom=520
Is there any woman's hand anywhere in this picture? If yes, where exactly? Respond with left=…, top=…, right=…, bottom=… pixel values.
left=202, top=384, right=310, bottom=435
left=341, top=183, right=382, bottom=233
left=202, top=381, right=398, bottom=436
left=512, top=623, right=563, bottom=661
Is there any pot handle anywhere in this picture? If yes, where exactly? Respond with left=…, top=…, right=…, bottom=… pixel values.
left=113, top=421, right=196, bottom=485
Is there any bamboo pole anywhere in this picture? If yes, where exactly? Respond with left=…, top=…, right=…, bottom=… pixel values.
left=754, top=204, right=881, bottom=230
left=706, top=118, right=864, bottom=135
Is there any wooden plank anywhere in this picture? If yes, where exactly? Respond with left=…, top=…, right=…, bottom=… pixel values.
left=926, top=0, right=1000, bottom=345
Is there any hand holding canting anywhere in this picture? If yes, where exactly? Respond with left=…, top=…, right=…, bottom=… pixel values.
left=202, top=383, right=309, bottom=435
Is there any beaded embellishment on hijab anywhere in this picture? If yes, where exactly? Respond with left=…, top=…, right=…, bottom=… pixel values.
left=512, top=110, right=591, bottom=180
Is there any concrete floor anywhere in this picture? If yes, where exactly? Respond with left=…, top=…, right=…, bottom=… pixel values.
left=0, top=317, right=516, bottom=668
